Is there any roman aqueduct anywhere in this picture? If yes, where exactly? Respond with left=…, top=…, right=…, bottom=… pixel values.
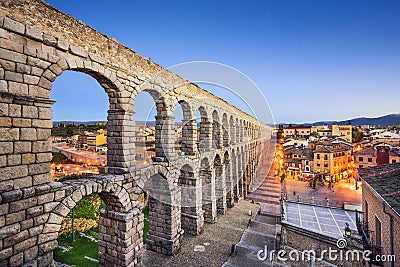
left=0, top=1, right=273, bottom=266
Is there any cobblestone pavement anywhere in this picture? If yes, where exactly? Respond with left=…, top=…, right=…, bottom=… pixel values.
left=143, top=200, right=259, bottom=267
left=283, top=177, right=362, bottom=207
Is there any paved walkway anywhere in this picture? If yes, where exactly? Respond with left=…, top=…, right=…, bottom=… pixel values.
left=143, top=200, right=259, bottom=267
left=283, top=177, right=362, bottom=207
left=247, top=158, right=281, bottom=217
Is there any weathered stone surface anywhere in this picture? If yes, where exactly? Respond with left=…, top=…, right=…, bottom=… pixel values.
left=14, top=141, right=31, bottom=153
left=0, top=117, right=11, bottom=127
left=3, top=18, right=25, bottom=35
left=0, top=59, right=16, bottom=71
left=14, top=236, right=37, bottom=254
left=42, top=34, right=57, bottom=47
left=0, top=38, right=23, bottom=53
left=0, top=223, right=19, bottom=239
left=0, top=128, right=19, bottom=141
left=27, top=56, right=51, bottom=69
left=4, top=229, right=28, bottom=247
left=25, top=25, right=43, bottom=41
left=10, top=197, right=36, bottom=212
left=21, top=153, right=35, bottom=164
left=8, top=81, right=29, bottom=94
left=1, top=165, right=28, bottom=181
left=0, top=247, right=12, bottom=261
left=56, top=39, right=69, bottom=51
left=7, top=154, right=21, bottom=165
left=20, top=128, right=37, bottom=140
left=16, top=63, right=31, bottom=74
left=0, top=3, right=270, bottom=266
left=24, top=74, right=40, bottom=85
left=14, top=176, right=32, bottom=189
left=69, top=45, right=88, bottom=58
left=24, top=45, right=37, bottom=57
left=5, top=71, right=23, bottom=82
left=0, top=48, right=27, bottom=63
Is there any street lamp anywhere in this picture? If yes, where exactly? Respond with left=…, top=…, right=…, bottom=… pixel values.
left=344, top=222, right=351, bottom=237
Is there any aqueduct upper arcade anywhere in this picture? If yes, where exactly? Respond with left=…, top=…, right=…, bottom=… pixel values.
left=0, top=1, right=273, bottom=266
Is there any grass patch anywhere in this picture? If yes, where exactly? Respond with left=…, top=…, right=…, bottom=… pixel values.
left=54, top=227, right=99, bottom=267
left=68, top=194, right=104, bottom=220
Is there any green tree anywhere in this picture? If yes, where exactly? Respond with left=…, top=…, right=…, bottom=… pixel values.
left=280, top=173, right=286, bottom=183
left=352, top=128, right=363, bottom=143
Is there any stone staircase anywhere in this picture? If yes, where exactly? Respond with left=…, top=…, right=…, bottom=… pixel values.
left=223, top=213, right=288, bottom=267
left=247, top=173, right=281, bottom=218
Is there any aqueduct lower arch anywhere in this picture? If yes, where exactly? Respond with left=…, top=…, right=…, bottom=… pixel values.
left=0, top=1, right=273, bottom=266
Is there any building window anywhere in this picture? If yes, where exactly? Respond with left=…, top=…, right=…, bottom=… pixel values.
left=324, top=155, right=328, bottom=160
left=324, top=162, right=328, bottom=168
left=368, top=158, right=372, bottom=163
left=375, top=216, right=381, bottom=247
left=359, top=157, right=363, bottom=162
left=317, top=163, right=320, bottom=167
left=365, top=200, right=369, bottom=223
left=317, top=154, right=320, bottom=160
left=393, top=159, right=397, bottom=163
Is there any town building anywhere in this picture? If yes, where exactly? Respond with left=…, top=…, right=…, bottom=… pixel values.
left=283, top=146, right=314, bottom=179
left=359, top=164, right=400, bottom=266
left=354, top=147, right=376, bottom=169
left=332, top=124, right=352, bottom=143
left=355, top=145, right=400, bottom=168
left=313, top=141, right=354, bottom=181
left=283, top=126, right=311, bottom=138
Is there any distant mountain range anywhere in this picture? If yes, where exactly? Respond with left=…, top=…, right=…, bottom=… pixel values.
left=298, top=114, right=400, bottom=127
left=53, top=114, right=400, bottom=127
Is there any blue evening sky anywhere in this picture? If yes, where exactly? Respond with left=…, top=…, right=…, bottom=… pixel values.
left=48, top=0, right=400, bottom=124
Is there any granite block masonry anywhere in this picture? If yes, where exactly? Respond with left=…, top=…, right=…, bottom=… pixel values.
left=0, top=0, right=272, bottom=266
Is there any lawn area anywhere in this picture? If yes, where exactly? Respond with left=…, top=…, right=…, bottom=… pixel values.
left=54, top=227, right=99, bottom=267
left=143, top=207, right=149, bottom=243
left=54, top=208, right=149, bottom=266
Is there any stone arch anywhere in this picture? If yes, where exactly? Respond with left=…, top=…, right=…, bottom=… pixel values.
left=48, top=60, right=126, bottom=103
left=48, top=61, right=136, bottom=174
left=133, top=91, right=174, bottom=162
left=214, top=154, right=226, bottom=214
left=176, top=100, right=197, bottom=156
left=145, top=170, right=183, bottom=255
left=0, top=7, right=274, bottom=266
left=223, top=150, right=234, bottom=208
left=236, top=118, right=240, bottom=143
left=47, top=177, right=140, bottom=267
left=231, top=149, right=239, bottom=202
left=200, top=157, right=216, bottom=223
left=212, top=110, right=222, bottom=149
left=179, top=164, right=203, bottom=235
left=229, top=115, right=236, bottom=144
left=197, top=105, right=211, bottom=152
left=222, top=113, right=230, bottom=147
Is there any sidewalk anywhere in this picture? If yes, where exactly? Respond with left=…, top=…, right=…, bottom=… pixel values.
left=283, top=177, right=362, bottom=207
left=143, top=200, right=259, bottom=267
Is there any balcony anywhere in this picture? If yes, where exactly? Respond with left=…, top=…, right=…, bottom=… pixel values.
left=356, top=212, right=384, bottom=266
